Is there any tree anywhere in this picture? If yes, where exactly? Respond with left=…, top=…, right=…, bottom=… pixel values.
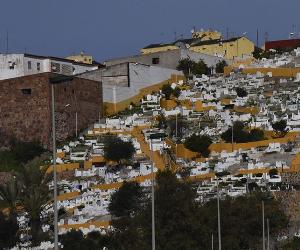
left=236, top=87, right=248, bottom=97
left=10, top=139, right=44, bottom=164
left=139, top=170, right=200, bottom=249
left=0, top=212, right=19, bottom=249
left=272, top=120, right=288, bottom=137
left=215, top=60, right=228, bottom=74
left=269, top=168, right=278, bottom=177
left=184, top=134, right=212, bottom=157
left=109, top=181, right=144, bottom=218
left=176, top=58, right=194, bottom=76
left=161, top=84, right=173, bottom=100
left=104, top=135, right=135, bottom=163
left=197, top=192, right=288, bottom=250
left=193, top=60, right=210, bottom=76
left=221, top=121, right=264, bottom=143
left=248, top=128, right=264, bottom=141
left=0, top=175, right=21, bottom=216
left=17, top=159, right=51, bottom=246
left=173, top=86, right=181, bottom=98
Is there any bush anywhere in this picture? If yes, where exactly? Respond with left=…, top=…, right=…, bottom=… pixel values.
left=221, top=122, right=264, bottom=143
left=184, top=134, right=212, bottom=157
left=104, top=135, right=135, bottom=163
left=235, top=87, right=248, bottom=98
left=272, top=120, right=288, bottom=137
left=215, top=60, right=228, bottom=74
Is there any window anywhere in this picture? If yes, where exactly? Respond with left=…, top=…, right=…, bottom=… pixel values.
left=28, top=61, right=32, bottom=70
left=21, top=88, right=32, bottom=95
left=8, top=61, right=15, bottom=69
left=152, top=57, right=159, bottom=64
left=37, top=62, right=41, bottom=71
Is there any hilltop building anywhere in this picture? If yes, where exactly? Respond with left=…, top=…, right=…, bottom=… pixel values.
left=265, top=38, right=300, bottom=51
left=0, top=53, right=101, bottom=81
left=104, top=48, right=223, bottom=70
left=141, top=30, right=255, bottom=60
left=66, top=52, right=94, bottom=64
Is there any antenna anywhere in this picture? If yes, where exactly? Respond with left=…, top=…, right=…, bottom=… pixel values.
left=264, top=32, right=269, bottom=43
left=256, top=28, right=259, bottom=47
left=6, top=29, right=8, bottom=54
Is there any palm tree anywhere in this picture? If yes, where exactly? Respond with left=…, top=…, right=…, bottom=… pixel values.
left=0, top=174, right=20, bottom=216
left=17, top=158, right=51, bottom=245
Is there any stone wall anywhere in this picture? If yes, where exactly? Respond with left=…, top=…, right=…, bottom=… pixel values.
left=0, top=73, right=102, bottom=148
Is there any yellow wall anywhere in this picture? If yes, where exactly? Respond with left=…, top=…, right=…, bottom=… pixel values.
left=192, top=30, right=221, bottom=40
left=140, top=45, right=179, bottom=54
left=160, top=98, right=177, bottom=110
left=190, top=37, right=254, bottom=60
left=224, top=66, right=300, bottom=77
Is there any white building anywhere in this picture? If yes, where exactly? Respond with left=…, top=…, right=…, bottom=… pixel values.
left=0, top=53, right=100, bottom=80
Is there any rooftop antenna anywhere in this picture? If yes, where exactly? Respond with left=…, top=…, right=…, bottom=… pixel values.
left=256, top=28, right=259, bottom=47
left=6, top=29, right=8, bottom=54
left=264, top=32, right=269, bottom=43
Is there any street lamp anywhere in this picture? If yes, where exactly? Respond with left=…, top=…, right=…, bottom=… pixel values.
left=217, top=178, right=222, bottom=250
left=51, top=84, right=58, bottom=250
left=149, top=133, right=156, bottom=250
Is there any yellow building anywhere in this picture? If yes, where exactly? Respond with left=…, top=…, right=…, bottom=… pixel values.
left=66, top=52, right=93, bottom=64
left=140, top=44, right=178, bottom=54
left=189, top=37, right=254, bottom=60
left=141, top=30, right=255, bottom=60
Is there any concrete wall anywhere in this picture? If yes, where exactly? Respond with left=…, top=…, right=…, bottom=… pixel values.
left=104, top=49, right=223, bottom=70
left=0, top=73, right=102, bottom=148
left=103, top=63, right=183, bottom=103
left=0, top=54, right=25, bottom=80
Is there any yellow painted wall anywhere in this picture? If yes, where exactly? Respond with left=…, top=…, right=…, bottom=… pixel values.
left=224, top=66, right=300, bottom=77
left=167, top=133, right=298, bottom=160
left=46, top=163, right=80, bottom=174
left=190, top=37, right=254, bottom=60
left=160, top=98, right=177, bottom=110
left=140, top=45, right=179, bottom=54
left=194, top=100, right=216, bottom=112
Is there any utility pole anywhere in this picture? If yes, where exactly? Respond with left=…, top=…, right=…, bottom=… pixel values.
left=212, top=233, right=214, bottom=250
left=217, top=179, right=222, bottom=250
left=51, top=84, right=58, bottom=250
left=150, top=136, right=156, bottom=250
left=231, top=119, right=234, bottom=152
left=267, top=218, right=270, bottom=250
left=262, top=200, right=265, bottom=250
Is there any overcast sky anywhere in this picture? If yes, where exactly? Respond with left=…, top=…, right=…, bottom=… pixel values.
left=0, top=0, right=299, bottom=61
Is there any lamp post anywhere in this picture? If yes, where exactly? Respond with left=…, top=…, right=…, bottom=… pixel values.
left=51, top=84, right=58, bottom=250
left=149, top=132, right=156, bottom=250
left=217, top=179, right=222, bottom=250
left=262, top=200, right=265, bottom=250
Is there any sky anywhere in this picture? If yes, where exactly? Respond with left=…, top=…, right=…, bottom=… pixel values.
left=0, top=0, right=300, bottom=62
